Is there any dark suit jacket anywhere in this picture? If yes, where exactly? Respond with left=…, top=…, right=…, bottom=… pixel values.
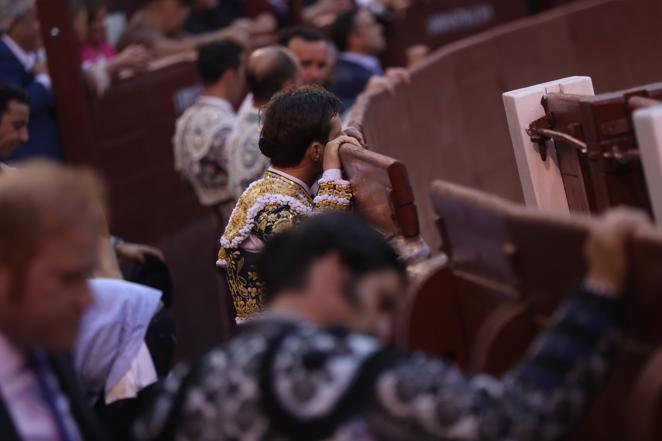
left=328, top=58, right=378, bottom=112
left=0, top=39, right=62, bottom=161
left=0, top=353, right=109, bottom=441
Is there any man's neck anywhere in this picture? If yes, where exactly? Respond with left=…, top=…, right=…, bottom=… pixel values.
left=272, top=165, right=317, bottom=188
left=267, top=295, right=330, bottom=327
left=202, top=84, right=230, bottom=102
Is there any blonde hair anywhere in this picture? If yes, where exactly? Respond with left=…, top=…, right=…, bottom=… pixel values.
left=0, top=161, right=106, bottom=279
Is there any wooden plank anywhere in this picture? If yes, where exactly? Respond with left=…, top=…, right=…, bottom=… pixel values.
left=502, top=76, right=594, bottom=212
left=339, top=143, right=419, bottom=238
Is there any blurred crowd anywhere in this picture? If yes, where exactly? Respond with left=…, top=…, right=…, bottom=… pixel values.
left=0, top=1, right=647, bottom=441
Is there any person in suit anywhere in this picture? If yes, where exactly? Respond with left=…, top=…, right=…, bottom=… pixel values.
left=0, top=0, right=62, bottom=161
left=0, top=83, right=29, bottom=164
left=328, top=7, right=386, bottom=110
left=0, top=161, right=108, bottom=441
left=278, top=26, right=334, bottom=87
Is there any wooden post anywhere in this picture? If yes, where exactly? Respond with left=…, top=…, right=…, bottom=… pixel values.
left=36, top=0, right=96, bottom=164
left=502, top=76, right=594, bottom=213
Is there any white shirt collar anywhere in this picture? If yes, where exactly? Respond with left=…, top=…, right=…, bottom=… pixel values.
left=196, top=95, right=234, bottom=114
left=1, top=35, right=35, bottom=71
left=0, top=331, right=25, bottom=384
left=340, top=52, right=382, bottom=74
left=268, top=167, right=312, bottom=194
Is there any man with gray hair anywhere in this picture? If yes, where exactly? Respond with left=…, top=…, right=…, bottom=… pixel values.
left=0, top=0, right=61, bottom=161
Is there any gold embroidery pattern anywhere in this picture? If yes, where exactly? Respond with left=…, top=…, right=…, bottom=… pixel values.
left=221, top=171, right=314, bottom=249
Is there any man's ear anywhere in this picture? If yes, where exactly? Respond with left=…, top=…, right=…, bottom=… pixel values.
left=306, top=142, right=323, bottom=163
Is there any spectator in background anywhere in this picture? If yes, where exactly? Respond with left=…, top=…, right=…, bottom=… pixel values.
left=117, top=0, right=270, bottom=58
left=225, top=46, right=301, bottom=199
left=185, top=0, right=245, bottom=34
left=278, top=26, right=333, bottom=87
left=81, top=0, right=119, bottom=64
left=173, top=40, right=245, bottom=225
left=0, top=0, right=62, bottom=161
left=185, top=0, right=276, bottom=38
left=302, top=0, right=354, bottom=27
left=328, top=7, right=386, bottom=110
left=72, top=0, right=150, bottom=96
left=0, top=83, right=29, bottom=164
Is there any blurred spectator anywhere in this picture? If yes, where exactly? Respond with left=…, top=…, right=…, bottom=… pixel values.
left=116, top=0, right=273, bottom=58
left=278, top=26, right=333, bottom=87
left=226, top=46, right=301, bottom=199
left=80, top=0, right=150, bottom=69
left=72, top=0, right=149, bottom=96
left=184, top=0, right=246, bottom=34
left=0, top=0, right=62, bottom=161
left=186, top=0, right=278, bottom=41
left=0, top=161, right=107, bottom=441
left=302, top=0, right=354, bottom=27
left=174, top=40, right=245, bottom=225
left=0, top=83, right=29, bottom=162
left=328, top=7, right=386, bottom=110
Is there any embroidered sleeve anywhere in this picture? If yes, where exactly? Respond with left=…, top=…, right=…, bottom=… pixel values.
left=313, top=176, right=353, bottom=212
left=254, top=204, right=305, bottom=242
left=368, top=288, right=623, bottom=441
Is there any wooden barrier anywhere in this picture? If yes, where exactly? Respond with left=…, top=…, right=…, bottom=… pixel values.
left=352, top=0, right=662, bottom=252
left=340, top=142, right=419, bottom=239
left=506, top=79, right=662, bottom=222
left=401, top=179, right=662, bottom=440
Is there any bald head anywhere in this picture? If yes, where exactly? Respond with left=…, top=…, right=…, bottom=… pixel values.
left=247, top=46, right=300, bottom=106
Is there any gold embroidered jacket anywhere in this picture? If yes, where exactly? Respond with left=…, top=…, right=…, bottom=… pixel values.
left=218, top=171, right=353, bottom=319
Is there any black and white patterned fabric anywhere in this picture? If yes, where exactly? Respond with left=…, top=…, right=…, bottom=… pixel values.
left=135, top=288, right=622, bottom=441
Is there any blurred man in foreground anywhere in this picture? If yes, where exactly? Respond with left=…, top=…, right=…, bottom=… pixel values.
left=137, top=209, right=640, bottom=440
left=0, top=161, right=108, bottom=441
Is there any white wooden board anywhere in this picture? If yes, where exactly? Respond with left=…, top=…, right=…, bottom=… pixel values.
left=503, top=76, right=595, bottom=213
left=633, top=105, right=662, bottom=224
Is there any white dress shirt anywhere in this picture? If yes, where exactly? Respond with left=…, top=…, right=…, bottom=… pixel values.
left=1, top=35, right=51, bottom=90
left=0, top=332, right=82, bottom=441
